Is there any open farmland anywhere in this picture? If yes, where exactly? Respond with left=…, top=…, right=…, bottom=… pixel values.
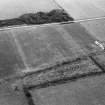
left=0, top=0, right=105, bottom=105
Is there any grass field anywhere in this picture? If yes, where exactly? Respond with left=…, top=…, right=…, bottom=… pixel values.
left=11, top=24, right=85, bottom=70
left=1, top=1, right=105, bottom=105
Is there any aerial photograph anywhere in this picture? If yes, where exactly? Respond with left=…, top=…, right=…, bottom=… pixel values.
left=0, top=0, right=105, bottom=105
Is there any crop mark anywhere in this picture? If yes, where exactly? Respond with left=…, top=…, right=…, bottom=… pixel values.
left=89, top=55, right=105, bottom=71
left=11, top=30, right=30, bottom=71
left=27, top=71, right=104, bottom=90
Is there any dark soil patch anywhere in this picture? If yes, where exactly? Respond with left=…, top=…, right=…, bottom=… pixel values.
left=0, top=9, right=74, bottom=27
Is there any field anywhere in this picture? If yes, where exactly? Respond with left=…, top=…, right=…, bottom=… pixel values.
left=0, top=0, right=60, bottom=19
left=62, top=23, right=98, bottom=53
left=80, top=18, right=105, bottom=42
left=30, top=74, right=105, bottom=105
left=56, top=0, right=105, bottom=20
left=11, top=24, right=86, bottom=70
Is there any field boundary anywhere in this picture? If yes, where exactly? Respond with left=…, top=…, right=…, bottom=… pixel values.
left=0, top=16, right=105, bottom=31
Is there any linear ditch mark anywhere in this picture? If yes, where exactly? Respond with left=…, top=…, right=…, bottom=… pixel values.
left=89, top=55, right=105, bottom=72
left=52, top=0, right=65, bottom=11
left=26, top=70, right=104, bottom=90
left=23, top=87, right=35, bottom=105
left=11, top=30, right=30, bottom=71
left=23, top=56, right=86, bottom=77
